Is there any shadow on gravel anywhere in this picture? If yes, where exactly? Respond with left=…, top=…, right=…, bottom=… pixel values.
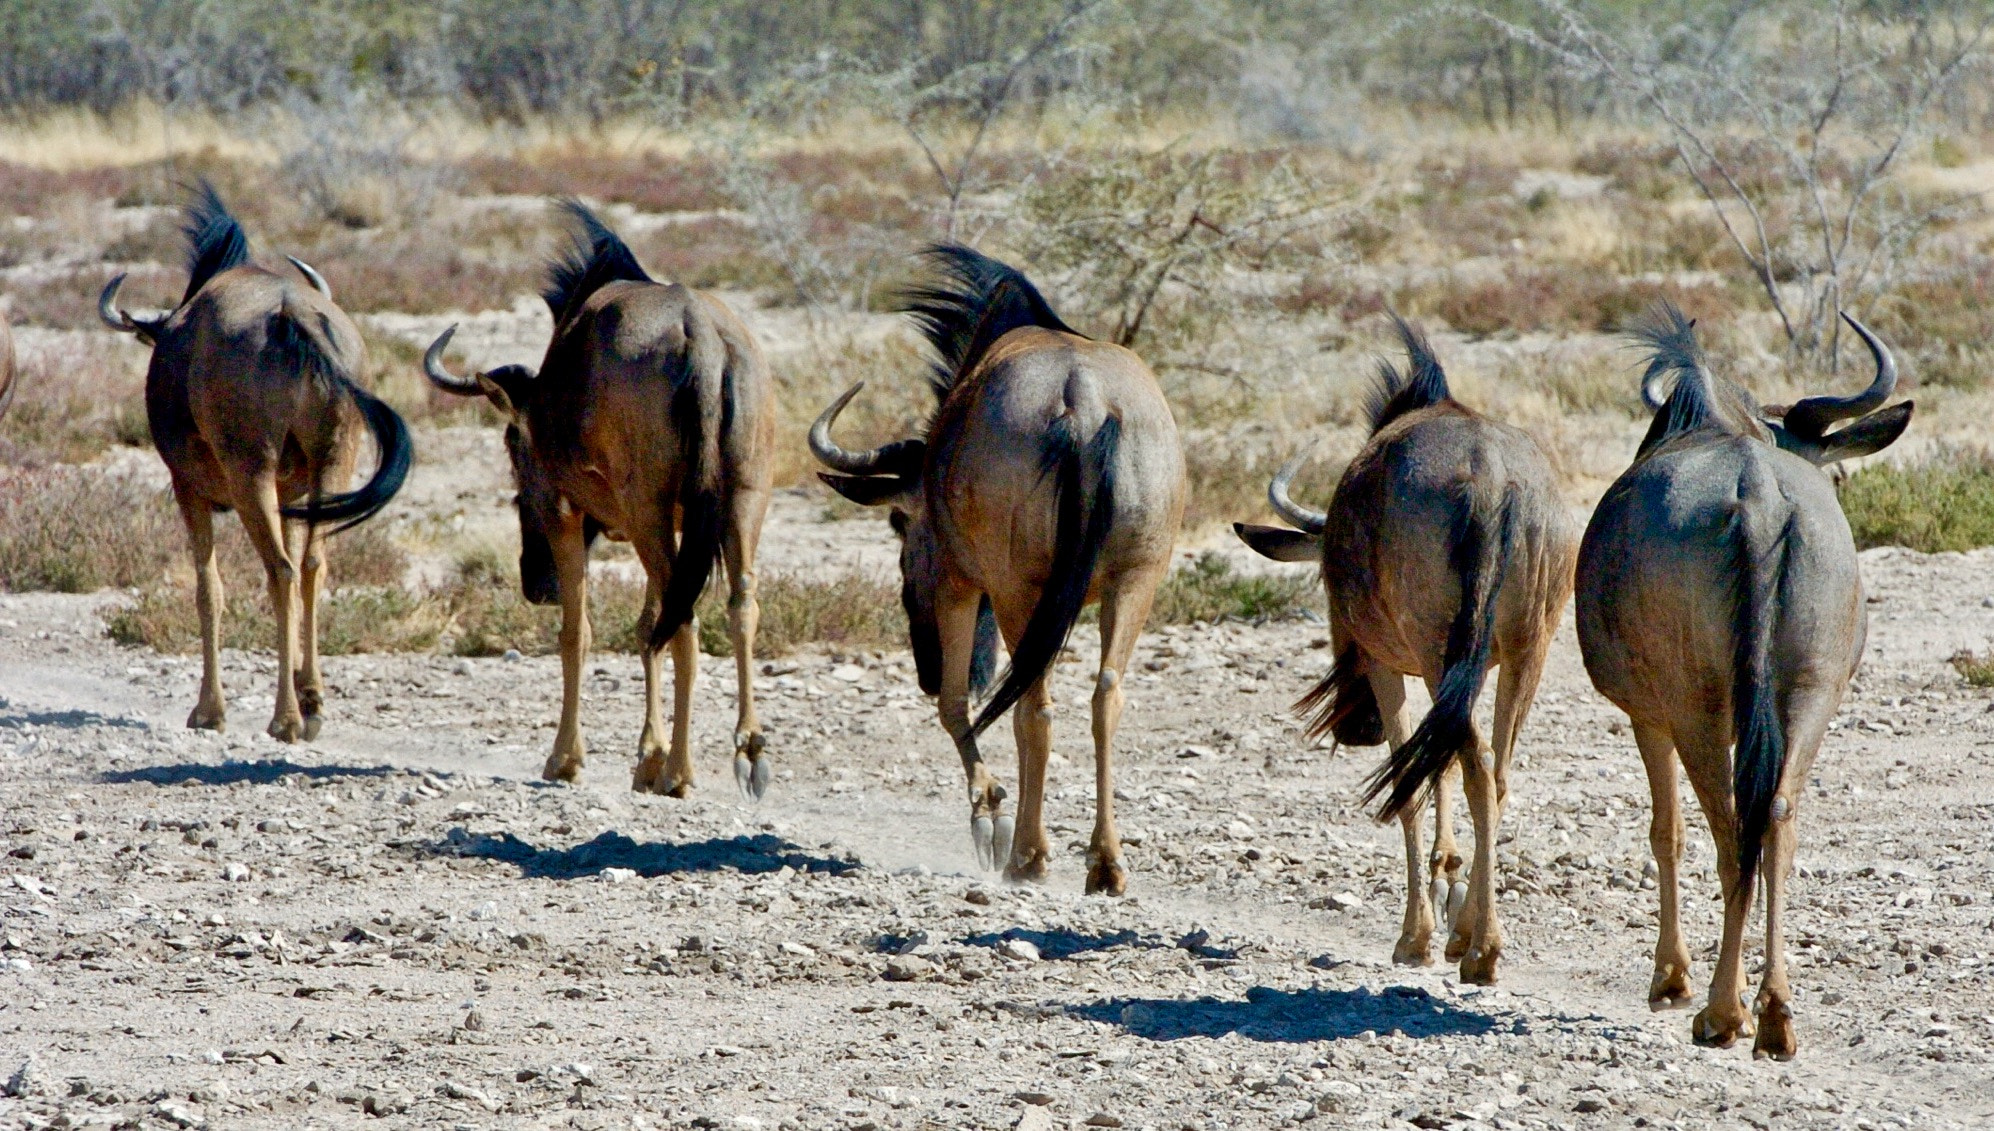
left=3, top=706, right=150, bottom=731
left=100, top=760, right=399, bottom=786
left=429, top=828, right=859, bottom=879
left=1072, top=984, right=1508, bottom=1043
left=962, top=927, right=1171, bottom=959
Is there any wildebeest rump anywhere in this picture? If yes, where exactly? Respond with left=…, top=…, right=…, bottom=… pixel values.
left=97, top=182, right=412, bottom=742
left=1236, top=319, right=1576, bottom=983
left=425, top=201, right=776, bottom=796
left=1576, top=304, right=1910, bottom=1059
left=811, top=246, right=1185, bottom=894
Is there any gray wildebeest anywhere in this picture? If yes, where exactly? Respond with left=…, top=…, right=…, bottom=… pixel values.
left=423, top=201, right=775, bottom=796
left=809, top=246, right=1184, bottom=893
left=1235, top=319, right=1576, bottom=982
left=98, top=183, right=411, bottom=742
left=1577, top=304, right=1911, bottom=1059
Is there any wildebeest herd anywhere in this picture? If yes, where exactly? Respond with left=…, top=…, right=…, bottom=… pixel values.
left=25, top=182, right=1914, bottom=1062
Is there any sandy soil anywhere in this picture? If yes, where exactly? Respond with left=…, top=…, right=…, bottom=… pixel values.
left=2, top=478, right=1992, bottom=1131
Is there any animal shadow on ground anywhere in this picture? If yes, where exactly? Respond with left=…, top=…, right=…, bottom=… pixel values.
left=1072, top=984, right=1513, bottom=1043
left=428, top=828, right=859, bottom=880
left=3, top=705, right=149, bottom=731
left=100, top=759, right=399, bottom=786
left=961, top=927, right=1173, bottom=959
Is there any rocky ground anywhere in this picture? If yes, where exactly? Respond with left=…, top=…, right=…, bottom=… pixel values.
left=1, top=518, right=1992, bottom=1131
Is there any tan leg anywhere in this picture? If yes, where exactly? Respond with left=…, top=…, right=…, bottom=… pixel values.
left=1436, top=759, right=1470, bottom=962
left=177, top=492, right=226, bottom=732
left=631, top=572, right=672, bottom=793
left=1085, top=572, right=1159, bottom=896
left=660, top=621, right=699, bottom=797
left=544, top=514, right=590, bottom=783
left=1455, top=643, right=1546, bottom=984
left=1636, top=721, right=1693, bottom=1009
left=1005, top=674, right=1053, bottom=884
left=292, top=521, right=327, bottom=741
left=232, top=475, right=302, bottom=742
left=937, top=584, right=1007, bottom=870
left=1680, top=726, right=1754, bottom=1047
left=724, top=557, right=766, bottom=798
left=1754, top=808, right=1799, bottom=1059
left=1370, top=668, right=1434, bottom=967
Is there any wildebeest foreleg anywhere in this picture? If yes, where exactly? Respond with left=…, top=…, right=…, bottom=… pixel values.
left=936, top=586, right=1007, bottom=870
left=290, top=520, right=327, bottom=741
left=1085, top=575, right=1158, bottom=896
left=1006, top=674, right=1053, bottom=884
left=176, top=490, right=226, bottom=732
left=1370, top=669, right=1435, bottom=966
left=235, top=475, right=304, bottom=742
left=1635, top=721, right=1694, bottom=1010
left=544, top=517, right=591, bottom=783
left=632, top=572, right=672, bottom=793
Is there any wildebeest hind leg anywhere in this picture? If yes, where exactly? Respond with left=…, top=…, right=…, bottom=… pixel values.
left=234, top=475, right=304, bottom=743
left=1371, top=669, right=1435, bottom=966
left=1084, top=573, right=1159, bottom=896
left=1680, top=722, right=1754, bottom=1047
left=291, top=520, right=327, bottom=741
left=176, top=490, right=226, bottom=732
left=632, top=571, right=672, bottom=793
left=1005, top=674, right=1053, bottom=884
left=723, top=546, right=766, bottom=799
left=544, top=516, right=591, bottom=783
left=659, top=623, right=700, bottom=798
left=1635, top=721, right=1693, bottom=1009
left=936, top=586, right=1006, bottom=870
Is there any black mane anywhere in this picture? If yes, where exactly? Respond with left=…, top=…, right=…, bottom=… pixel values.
left=899, top=244, right=1079, bottom=399
left=1631, top=301, right=1761, bottom=456
left=180, top=180, right=251, bottom=305
left=543, top=199, right=652, bottom=326
left=1364, top=315, right=1452, bottom=433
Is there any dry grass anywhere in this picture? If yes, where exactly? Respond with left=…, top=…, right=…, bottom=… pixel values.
left=1150, top=552, right=1318, bottom=625
left=0, top=468, right=177, bottom=591
left=1951, top=648, right=1994, bottom=688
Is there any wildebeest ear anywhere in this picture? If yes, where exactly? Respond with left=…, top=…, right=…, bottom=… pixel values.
left=819, top=473, right=912, bottom=507
left=1775, top=401, right=1914, bottom=465
left=1233, top=522, right=1322, bottom=563
left=476, top=364, right=536, bottom=418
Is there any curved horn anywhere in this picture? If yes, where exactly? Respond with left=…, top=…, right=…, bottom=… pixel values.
left=422, top=325, right=482, bottom=395
left=1267, top=438, right=1328, bottom=535
left=287, top=255, right=332, bottom=300
left=1640, top=367, right=1670, bottom=412
left=809, top=382, right=894, bottom=474
left=1781, top=312, right=1899, bottom=440
left=98, top=273, right=136, bottom=332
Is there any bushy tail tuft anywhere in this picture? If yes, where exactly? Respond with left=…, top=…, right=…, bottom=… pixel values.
left=648, top=307, right=727, bottom=653
left=968, top=415, right=1120, bottom=738
left=1295, top=644, right=1385, bottom=748
left=1730, top=495, right=1797, bottom=896
left=1361, top=484, right=1517, bottom=819
left=273, top=309, right=411, bottom=534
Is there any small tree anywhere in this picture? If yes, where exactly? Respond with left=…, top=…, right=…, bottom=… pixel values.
left=1481, top=0, right=1990, bottom=367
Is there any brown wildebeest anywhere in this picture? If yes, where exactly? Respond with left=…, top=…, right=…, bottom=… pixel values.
left=1235, top=319, right=1576, bottom=981
left=1577, top=305, right=1911, bottom=1059
left=99, top=183, right=411, bottom=741
left=424, top=201, right=775, bottom=796
left=0, top=305, right=15, bottom=424
left=810, top=245, right=1184, bottom=893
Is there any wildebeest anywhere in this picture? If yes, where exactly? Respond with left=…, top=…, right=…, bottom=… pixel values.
left=809, top=245, right=1184, bottom=893
left=0, top=305, right=15, bottom=424
left=98, top=183, right=411, bottom=741
left=424, top=201, right=775, bottom=795
left=1235, top=319, right=1576, bottom=981
left=1577, top=305, right=1910, bottom=1059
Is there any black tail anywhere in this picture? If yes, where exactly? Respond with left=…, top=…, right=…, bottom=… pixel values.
left=647, top=309, right=727, bottom=654
left=1730, top=492, right=1797, bottom=897
left=1295, top=643, right=1386, bottom=748
left=280, top=384, right=413, bottom=534
left=1361, top=484, right=1518, bottom=820
left=968, top=415, right=1120, bottom=739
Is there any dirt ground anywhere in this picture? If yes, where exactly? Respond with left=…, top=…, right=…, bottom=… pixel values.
left=2, top=471, right=1993, bottom=1131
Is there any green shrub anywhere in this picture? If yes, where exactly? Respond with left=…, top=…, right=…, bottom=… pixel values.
left=1150, top=551, right=1317, bottom=625
left=1839, top=457, right=1994, bottom=552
